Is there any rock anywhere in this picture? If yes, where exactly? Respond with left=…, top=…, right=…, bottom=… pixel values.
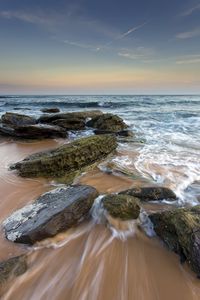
left=94, top=129, right=133, bottom=137
left=41, top=108, right=60, bottom=113
left=52, top=118, right=85, bottom=130
left=1, top=112, right=36, bottom=126
left=3, top=185, right=99, bottom=244
left=86, top=113, right=128, bottom=132
left=38, top=110, right=103, bottom=124
left=10, top=135, right=117, bottom=180
left=0, top=255, right=27, bottom=286
left=149, top=206, right=200, bottom=277
left=0, top=123, right=67, bottom=139
left=119, top=187, right=177, bottom=202
left=102, top=194, right=141, bottom=220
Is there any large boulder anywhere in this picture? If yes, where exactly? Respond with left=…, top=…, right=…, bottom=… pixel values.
left=0, top=255, right=27, bottom=286
left=149, top=206, right=200, bottom=277
left=3, top=185, right=98, bottom=244
left=102, top=194, right=141, bottom=220
left=10, top=135, right=117, bottom=179
left=1, top=112, right=36, bottom=126
left=38, top=110, right=103, bottom=124
left=52, top=118, right=85, bottom=130
left=0, top=123, right=67, bottom=139
left=119, top=187, right=177, bottom=202
left=41, top=108, right=60, bottom=113
left=86, top=113, right=128, bottom=132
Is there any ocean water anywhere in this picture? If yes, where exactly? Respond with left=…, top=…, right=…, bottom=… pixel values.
left=0, top=95, right=200, bottom=206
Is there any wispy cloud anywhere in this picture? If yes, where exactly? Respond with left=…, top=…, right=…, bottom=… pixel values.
left=176, top=27, right=200, bottom=39
left=0, top=10, right=54, bottom=25
left=180, top=3, right=200, bottom=16
left=118, top=22, right=147, bottom=39
left=118, top=47, right=154, bottom=62
left=176, top=54, right=200, bottom=64
left=63, top=40, right=100, bottom=51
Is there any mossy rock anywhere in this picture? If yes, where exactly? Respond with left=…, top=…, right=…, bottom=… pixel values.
left=149, top=205, right=200, bottom=277
left=0, top=255, right=27, bottom=286
left=10, top=135, right=117, bottom=180
left=86, top=113, right=128, bottom=132
left=102, top=194, right=141, bottom=220
left=120, top=187, right=177, bottom=202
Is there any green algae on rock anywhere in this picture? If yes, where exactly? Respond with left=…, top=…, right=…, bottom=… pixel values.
left=149, top=205, right=200, bottom=277
left=102, top=194, right=141, bottom=220
left=0, top=255, right=27, bottom=286
left=86, top=113, right=128, bottom=132
left=10, top=135, right=117, bottom=180
left=119, top=187, right=177, bottom=202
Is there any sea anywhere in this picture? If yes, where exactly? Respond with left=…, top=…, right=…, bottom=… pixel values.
left=0, top=94, right=200, bottom=206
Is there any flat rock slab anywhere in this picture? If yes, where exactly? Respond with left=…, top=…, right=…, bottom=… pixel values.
left=149, top=205, right=200, bottom=277
left=0, top=124, right=67, bottom=139
left=38, top=110, right=103, bottom=124
left=1, top=112, right=36, bottom=126
left=10, top=135, right=117, bottom=178
left=102, top=194, right=141, bottom=220
left=3, top=185, right=99, bottom=244
left=119, top=187, right=177, bottom=202
left=0, top=255, right=27, bottom=286
left=41, top=108, right=60, bottom=113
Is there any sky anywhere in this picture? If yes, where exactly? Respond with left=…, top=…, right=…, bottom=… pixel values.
left=0, top=0, right=200, bottom=94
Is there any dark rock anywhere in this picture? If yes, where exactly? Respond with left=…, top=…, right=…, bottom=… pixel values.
left=102, top=194, right=141, bottom=220
left=38, top=110, right=103, bottom=124
left=3, top=185, right=99, bottom=244
left=149, top=205, right=200, bottom=277
left=0, top=255, right=27, bottom=286
left=41, top=108, right=60, bottom=113
left=0, top=123, right=67, bottom=139
left=1, top=112, right=36, bottom=126
left=94, top=129, right=133, bottom=137
left=119, top=187, right=177, bottom=202
left=86, top=113, right=128, bottom=132
left=52, top=118, right=85, bottom=130
left=10, top=135, right=117, bottom=180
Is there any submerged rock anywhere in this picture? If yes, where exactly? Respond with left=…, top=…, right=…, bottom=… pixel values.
left=1, top=112, right=36, bottom=126
left=0, top=255, right=27, bottom=286
left=102, top=194, right=141, bottom=220
left=3, top=185, right=98, bottom=244
left=120, top=187, right=177, bottom=202
left=52, top=118, right=85, bottom=130
left=38, top=110, right=103, bottom=124
left=0, top=123, right=67, bottom=139
left=41, top=108, right=60, bottom=113
left=149, top=206, right=200, bottom=277
left=10, top=135, right=117, bottom=180
left=86, top=113, right=128, bottom=132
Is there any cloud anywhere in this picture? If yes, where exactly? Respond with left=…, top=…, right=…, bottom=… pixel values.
left=118, top=22, right=147, bottom=39
left=118, top=47, right=154, bottom=62
left=176, top=54, right=200, bottom=64
left=176, top=27, right=200, bottom=39
left=0, top=10, right=54, bottom=26
left=180, top=3, right=200, bottom=16
left=63, top=39, right=100, bottom=51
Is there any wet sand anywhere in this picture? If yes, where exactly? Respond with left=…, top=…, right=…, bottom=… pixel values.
left=0, top=139, right=200, bottom=300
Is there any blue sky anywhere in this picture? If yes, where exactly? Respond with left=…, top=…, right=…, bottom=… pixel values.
left=0, top=0, right=200, bottom=94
